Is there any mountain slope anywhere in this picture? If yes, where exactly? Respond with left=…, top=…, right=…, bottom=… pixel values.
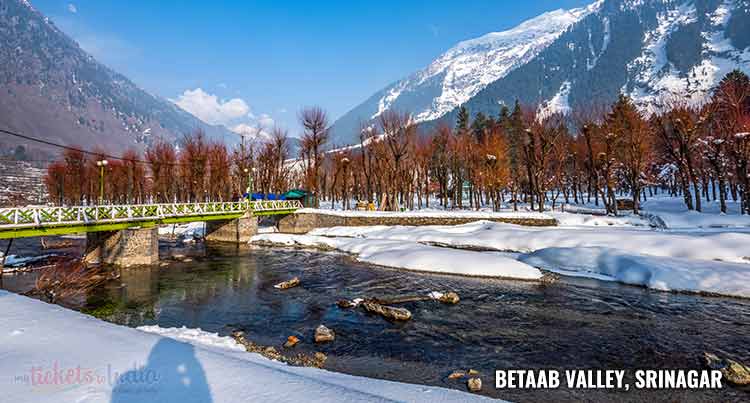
left=329, top=3, right=600, bottom=144
left=0, top=0, right=234, bottom=156
left=331, top=0, right=750, bottom=145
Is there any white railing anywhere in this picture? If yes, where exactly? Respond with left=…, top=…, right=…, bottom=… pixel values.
left=0, top=200, right=302, bottom=229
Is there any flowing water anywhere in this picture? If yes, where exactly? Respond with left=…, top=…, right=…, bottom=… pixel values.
left=3, top=238, right=750, bottom=402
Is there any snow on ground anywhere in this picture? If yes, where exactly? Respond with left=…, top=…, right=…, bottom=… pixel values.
left=537, top=80, right=572, bottom=119
left=519, top=247, right=750, bottom=298
left=1, top=253, right=54, bottom=271
left=297, top=207, right=553, bottom=220
left=309, top=221, right=750, bottom=264
left=550, top=210, right=650, bottom=227
left=295, top=219, right=750, bottom=298
left=158, top=222, right=206, bottom=240
left=253, top=233, right=542, bottom=280
left=641, top=197, right=750, bottom=229
left=137, top=326, right=247, bottom=352
left=0, top=290, right=495, bottom=403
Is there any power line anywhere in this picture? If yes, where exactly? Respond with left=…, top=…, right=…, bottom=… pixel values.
left=0, top=127, right=159, bottom=164
left=0, top=127, right=189, bottom=167
left=0, top=127, right=259, bottom=170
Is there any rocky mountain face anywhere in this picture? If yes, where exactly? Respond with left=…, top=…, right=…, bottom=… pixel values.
left=330, top=0, right=750, bottom=145
left=0, top=0, right=234, bottom=157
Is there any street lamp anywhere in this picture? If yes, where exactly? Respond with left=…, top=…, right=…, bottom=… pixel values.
left=244, top=167, right=256, bottom=199
left=96, top=159, right=108, bottom=204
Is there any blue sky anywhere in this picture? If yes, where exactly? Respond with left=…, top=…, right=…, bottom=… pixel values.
left=33, top=0, right=592, bottom=135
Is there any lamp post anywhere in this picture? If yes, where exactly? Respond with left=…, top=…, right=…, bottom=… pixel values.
left=244, top=167, right=255, bottom=199
left=96, top=159, right=108, bottom=204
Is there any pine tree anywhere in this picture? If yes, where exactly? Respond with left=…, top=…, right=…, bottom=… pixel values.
left=498, top=105, right=510, bottom=125
left=471, top=112, right=487, bottom=142
left=455, top=105, right=470, bottom=134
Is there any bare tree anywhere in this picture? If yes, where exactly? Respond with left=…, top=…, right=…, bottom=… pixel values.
left=299, top=107, right=329, bottom=206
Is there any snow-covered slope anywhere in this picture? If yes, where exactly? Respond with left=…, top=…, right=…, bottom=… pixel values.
left=623, top=0, right=750, bottom=111
left=328, top=3, right=601, bottom=144
left=330, top=0, right=750, bottom=145
left=376, top=6, right=599, bottom=123
left=0, top=290, right=495, bottom=402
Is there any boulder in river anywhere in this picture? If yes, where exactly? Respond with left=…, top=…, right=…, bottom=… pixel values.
left=438, top=292, right=460, bottom=304
left=337, top=299, right=357, bottom=308
left=315, top=325, right=335, bottom=343
left=361, top=301, right=412, bottom=321
left=467, top=377, right=482, bottom=392
left=314, top=352, right=327, bottom=363
left=284, top=335, right=299, bottom=348
left=448, top=371, right=465, bottom=380
left=336, top=298, right=364, bottom=309
left=274, top=277, right=300, bottom=290
left=704, top=352, right=750, bottom=385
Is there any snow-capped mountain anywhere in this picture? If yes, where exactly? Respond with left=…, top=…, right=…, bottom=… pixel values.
left=330, top=0, right=750, bottom=145
left=377, top=5, right=601, bottom=123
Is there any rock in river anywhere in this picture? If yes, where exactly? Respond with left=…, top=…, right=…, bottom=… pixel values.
left=438, top=292, right=460, bottom=304
left=274, top=277, right=300, bottom=290
left=704, top=352, right=750, bottom=385
left=361, top=301, right=412, bottom=321
left=314, top=352, right=327, bottom=363
left=448, top=371, right=465, bottom=380
left=284, top=335, right=299, bottom=348
left=467, top=377, right=482, bottom=392
left=315, top=325, right=335, bottom=343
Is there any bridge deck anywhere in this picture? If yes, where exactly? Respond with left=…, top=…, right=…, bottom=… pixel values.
left=0, top=200, right=302, bottom=239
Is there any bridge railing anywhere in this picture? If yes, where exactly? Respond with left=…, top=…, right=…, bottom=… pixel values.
left=250, top=199, right=303, bottom=213
left=0, top=200, right=302, bottom=228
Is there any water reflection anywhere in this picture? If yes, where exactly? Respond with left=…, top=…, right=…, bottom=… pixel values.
left=4, top=240, right=750, bottom=401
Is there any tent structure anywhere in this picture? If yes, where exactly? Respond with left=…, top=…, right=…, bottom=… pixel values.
left=283, top=189, right=315, bottom=207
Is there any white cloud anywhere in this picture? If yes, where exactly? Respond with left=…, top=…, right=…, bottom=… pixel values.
left=172, top=88, right=250, bottom=125
left=231, top=123, right=271, bottom=141
left=257, top=113, right=275, bottom=128
left=67, top=3, right=77, bottom=13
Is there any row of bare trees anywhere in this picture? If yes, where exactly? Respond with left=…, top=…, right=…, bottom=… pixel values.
left=45, top=70, right=750, bottom=215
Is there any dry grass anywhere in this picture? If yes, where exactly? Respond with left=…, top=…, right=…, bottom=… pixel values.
left=29, top=260, right=114, bottom=303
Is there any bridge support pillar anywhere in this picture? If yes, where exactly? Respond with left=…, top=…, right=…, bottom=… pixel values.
left=84, top=227, right=159, bottom=267
left=205, top=215, right=257, bottom=243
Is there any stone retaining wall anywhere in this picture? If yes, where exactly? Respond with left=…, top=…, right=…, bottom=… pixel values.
left=278, top=212, right=557, bottom=234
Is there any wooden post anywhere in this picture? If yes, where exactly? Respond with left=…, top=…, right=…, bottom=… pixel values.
left=1, top=239, right=13, bottom=288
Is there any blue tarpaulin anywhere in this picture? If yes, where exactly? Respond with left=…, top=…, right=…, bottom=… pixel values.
left=245, top=193, right=287, bottom=201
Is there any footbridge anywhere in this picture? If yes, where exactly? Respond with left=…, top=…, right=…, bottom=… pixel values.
left=0, top=200, right=302, bottom=266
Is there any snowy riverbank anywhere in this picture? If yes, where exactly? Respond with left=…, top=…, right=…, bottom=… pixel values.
left=0, top=290, right=495, bottom=403
left=253, top=218, right=750, bottom=298
left=253, top=233, right=543, bottom=280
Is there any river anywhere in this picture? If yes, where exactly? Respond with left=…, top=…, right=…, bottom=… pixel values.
left=3, top=238, right=749, bottom=402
